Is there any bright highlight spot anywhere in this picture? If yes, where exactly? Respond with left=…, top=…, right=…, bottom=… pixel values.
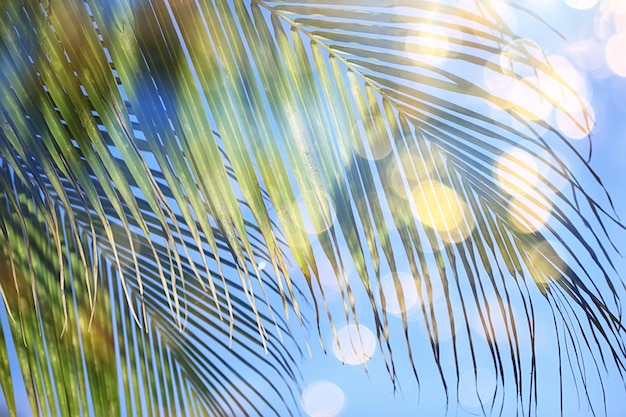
left=386, top=143, right=438, bottom=201
left=545, top=55, right=592, bottom=111
left=495, top=149, right=540, bottom=196
left=296, top=191, right=337, bottom=235
left=567, top=40, right=606, bottom=72
left=606, top=33, right=626, bottom=77
left=442, top=217, right=476, bottom=244
left=483, top=66, right=514, bottom=102
left=508, top=195, right=552, bottom=233
left=352, top=115, right=393, bottom=160
left=508, top=77, right=553, bottom=121
left=405, top=31, right=451, bottom=65
left=315, top=246, right=354, bottom=303
left=606, top=0, right=626, bottom=14
left=468, top=296, right=532, bottom=348
left=422, top=292, right=461, bottom=343
left=534, top=150, right=569, bottom=195
left=491, top=1, right=518, bottom=33
left=257, top=261, right=267, bottom=271
left=557, top=98, right=596, bottom=139
left=381, top=273, right=419, bottom=315
left=301, top=381, right=346, bottom=417
left=385, top=161, right=411, bottom=201
left=500, top=39, right=544, bottom=78
left=564, top=0, right=599, bottom=9
left=614, top=9, right=626, bottom=32
left=379, top=272, right=443, bottom=317
left=412, top=180, right=474, bottom=243
left=595, top=8, right=618, bottom=40
left=527, top=241, right=567, bottom=285
left=332, top=324, right=377, bottom=365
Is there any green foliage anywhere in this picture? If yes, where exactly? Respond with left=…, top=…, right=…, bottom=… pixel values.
left=0, top=0, right=624, bottom=415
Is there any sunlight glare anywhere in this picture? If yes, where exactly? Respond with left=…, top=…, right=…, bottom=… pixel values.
left=470, top=297, right=525, bottom=348
left=534, top=150, right=569, bottom=194
left=527, top=241, right=567, bottom=285
left=557, top=97, right=596, bottom=139
left=296, top=191, right=337, bottom=235
left=315, top=246, right=354, bottom=303
left=500, top=39, right=544, bottom=78
left=605, top=33, right=626, bottom=76
left=441, top=212, right=476, bottom=244
left=508, top=195, right=552, bottom=233
left=352, top=115, right=393, bottom=160
left=507, top=77, right=554, bottom=121
left=402, top=3, right=459, bottom=65
left=565, top=0, right=599, bottom=10
left=483, top=66, right=514, bottom=107
left=546, top=55, right=592, bottom=110
left=495, top=149, right=540, bottom=196
left=567, top=40, right=606, bottom=72
left=412, top=180, right=475, bottom=243
left=332, top=324, right=377, bottom=365
left=301, top=381, right=346, bottom=417
left=605, top=0, right=626, bottom=14
left=404, top=30, right=451, bottom=65
left=424, top=295, right=459, bottom=343
left=386, top=160, right=411, bottom=200
left=596, top=8, right=616, bottom=40
left=613, top=8, right=626, bottom=31
left=490, top=1, right=519, bottom=33
left=381, top=272, right=420, bottom=315
left=387, top=145, right=441, bottom=200
left=379, top=272, right=443, bottom=317
left=275, top=202, right=304, bottom=247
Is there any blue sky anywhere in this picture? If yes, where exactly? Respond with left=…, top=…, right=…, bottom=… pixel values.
left=2, top=0, right=626, bottom=416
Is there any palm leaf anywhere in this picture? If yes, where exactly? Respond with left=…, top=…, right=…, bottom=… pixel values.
left=0, top=158, right=301, bottom=415
left=0, top=0, right=624, bottom=415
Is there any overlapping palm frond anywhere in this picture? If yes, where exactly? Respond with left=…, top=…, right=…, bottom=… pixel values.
left=253, top=1, right=626, bottom=412
left=0, top=0, right=624, bottom=415
left=0, top=157, right=301, bottom=416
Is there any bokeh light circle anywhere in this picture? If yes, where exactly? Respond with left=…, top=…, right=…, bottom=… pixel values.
left=405, top=31, right=451, bottom=65
left=606, top=33, right=626, bottom=77
left=301, top=381, right=346, bottom=417
left=495, top=148, right=540, bottom=196
left=380, top=272, right=420, bottom=315
left=499, top=39, right=543, bottom=78
left=564, top=0, right=599, bottom=10
left=332, top=324, right=377, bottom=365
left=556, top=98, right=596, bottom=139
left=508, top=77, right=554, bottom=121
left=351, top=116, right=393, bottom=160
left=508, top=195, right=552, bottom=234
left=412, top=180, right=474, bottom=242
left=296, top=191, right=337, bottom=235
left=527, top=240, right=568, bottom=285
left=606, top=0, right=626, bottom=14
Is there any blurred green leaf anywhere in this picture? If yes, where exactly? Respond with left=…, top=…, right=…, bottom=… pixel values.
left=0, top=0, right=624, bottom=416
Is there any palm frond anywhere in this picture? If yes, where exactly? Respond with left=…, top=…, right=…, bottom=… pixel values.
left=0, top=158, right=300, bottom=415
left=0, top=0, right=624, bottom=415
left=214, top=0, right=623, bottom=410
